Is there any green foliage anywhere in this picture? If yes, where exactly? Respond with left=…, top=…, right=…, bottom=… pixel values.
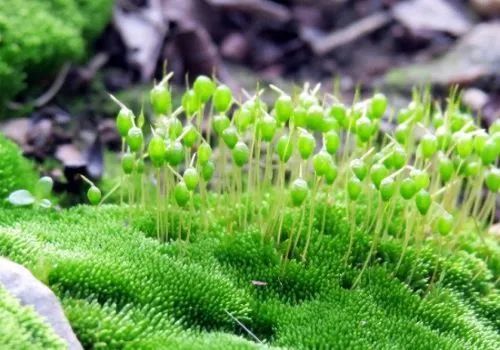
left=0, top=134, right=38, bottom=202
left=0, top=284, right=66, bottom=349
left=0, top=0, right=113, bottom=110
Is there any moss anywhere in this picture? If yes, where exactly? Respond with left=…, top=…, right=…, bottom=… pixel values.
left=0, top=284, right=66, bottom=349
left=0, top=133, right=38, bottom=202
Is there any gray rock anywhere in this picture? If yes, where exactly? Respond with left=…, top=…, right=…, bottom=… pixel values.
left=385, top=22, right=500, bottom=88
left=0, top=257, right=82, bottom=350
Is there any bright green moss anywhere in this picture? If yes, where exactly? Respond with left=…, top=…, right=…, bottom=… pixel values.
left=0, top=284, right=66, bottom=349
left=0, top=133, right=38, bottom=202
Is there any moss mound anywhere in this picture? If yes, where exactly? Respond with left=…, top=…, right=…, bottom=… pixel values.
left=0, top=201, right=498, bottom=349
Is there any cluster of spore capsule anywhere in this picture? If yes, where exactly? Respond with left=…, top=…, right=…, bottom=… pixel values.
left=84, top=73, right=499, bottom=272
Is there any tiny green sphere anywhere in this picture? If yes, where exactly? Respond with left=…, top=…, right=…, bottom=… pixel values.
left=370, top=163, right=389, bottom=189
left=396, top=107, right=411, bottom=124
left=368, top=93, right=387, bottom=119
left=182, top=124, right=199, bottom=148
left=415, top=189, right=431, bottom=215
left=35, top=176, right=53, bottom=199
left=87, top=186, right=101, bottom=206
left=197, top=142, right=212, bottom=165
left=432, top=112, right=444, bottom=129
left=395, top=123, right=410, bottom=145
left=232, top=141, right=250, bottom=167
left=201, top=160, right=215, bottom=181
left=193, top=75, right=215, bottom=103
left=127, top=126, right=143, bottom=152
left=320, top=117, right=339, bottom=133
left=183, top=167, right=199, bottom=191
left=121, top=153, right=135, bottom=174
left=150, top=85, right=172, bottom=115
left=116, top=108, right=134, bottom=138
left=347, top=176, right=362, bottom=201
left=274, top=94, right=293, bottom=123
left=473, top=131, right=488, bottom=154
left=169, top=118, right=183, bottom=139
left=174, top=181, right=191, bottom=207
left=330, top=103, right=348, bottom=129
left=298, top=131, right=316, bottom=160
left=166, top=141, right=185, bottom=166
left=292, top=106, right=307, bottom=128
left=465, top=161, right=481, bottom=177
left=325, top=130, right=340, bottom=155
left=400, top=178, right=417, bottom=200
left=408, top=102, right=424, bottom=122
left=436, top=126, right=452, bottom=150
left=182, top=89, right=201, bottom=116
left=222, top=126, right=239, bottom=149
left=485, top=167, right=500, bottom=192
left=213, top=85, right=233, bottom=112
left=234, top=108, right=252, bottom=132
left=450, top=113, right=468, bottom=133
left=136, top=158, right=145, bottom=174
left=213, top=114, right=231, bottom=136
left=148, top=135, right=167, bottom=167
left=276, top=134, right=294, bottom=163
left=438, top=154, right=454, bottom=183
left=456, top=132, right=473, bottom=158
left=411, top=169, right=430, bottom=190
left=306, top=105, right=324, bottom=131
left=391, top=147, right=407, bottom=170
left=313, top=150, right=332, bottom=177
left=420, top=134, right=438, bottom=158
left=355, top=116, right=373, bottom=143
left=480, top=138, right=498, bottom=165
left=379, top=177, right=396, bottom=202
left=258, top=115, right=277, bottom=142
left=325, top=163, right=338, bottom=185
left=299, top=92, right=317, bottom=109
left=350, top=159, right=368, bottom=181
left=290, top=178, right=309, bottom=206
left=437, top=213, right=453, bottom=236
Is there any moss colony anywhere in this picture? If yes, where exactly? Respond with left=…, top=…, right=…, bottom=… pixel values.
left=1, top=75, right=499, bottom=349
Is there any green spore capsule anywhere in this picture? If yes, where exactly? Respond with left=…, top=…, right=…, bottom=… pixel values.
left=321, top=117, right=339, bottom=133
left=481, top=138, right=498, bottom=165
left=485, top=167, right=500, bottom=192
left=450, top=113, right=468, bottom=133
left=370, top=163, right=389, bottom=189
left=150, top=85, right=171, bottom=115
left=222, top=126, right=239, bottom=149
left=379, top=177, right=396, bottom=202
left=355, top=116, right=373, bottom=143
left=232, top=141, right=250, bottom=167
left=122, top=153, right=135, bottom=174
left=234, top=108, right=252, bottom=132
left=35, top=176, right=53, bottom=199
left=313, top=150, right=333, bottom=177
left=197, top=142, right=212, bottom=165
left=127, top=126, right=143, bottom=152
left=274, top=94, right=293, bottom=123
left=213, top=114, right=231, bottom=136
left=408, top=101, right=424, bottom=122
left=276, top=134, right=294, bottom=163
left=325, top=130, right=340, bottom=155
left=181, top=125, right=199, bottom=148
left=292, top=106, right=307, bottom=128
left=456, top=132, right=473, bottom=158
left=148, top=135, right=167, bottom=167
left=415, top=189, right=431, bottom=215
left=391, top=147, right=407, bottom=170
left=299, top=92, right=317, bottom=109
left=438, top=154, right=454, bottom=183
left=325, top=163, right=338, bottom=185
left=193, top=75, right=215, bottom=103
left=298, top=131, right=316, bottom=160
left=169, top=118, right=183, bottom=139
left=201, top=160, right=215, bottom=181
left=436, top=126, right=451, bottom=150
left=136, top=159, right=145, bottom=174
left=213, top=84, right=233, bottom=113
left=411, top=169, right=430, bottom=190
left=396, top=107, right=411, bottom=124
left=306, top=105, right=324, bottom=131
left=116, top=108, right=134, bottom=138
left=347, top=176, right=362, bottom=201
left=259, top=115, right=277, bottom=142
left=174, top=181, right=190, bottom=207
left=368, top=93, right=387, bottom=119
left=166, top=141, right=184, bottom=166
left=400, top=178, right=417, bottom=200
left=395, top=123, right=410, bottom=145
left=350, top=159, right=368, bottom=181
left=437, top=213, right=453, bottom=236
left=87, top=186, right=101, bottom=205
left=182, top=89, right=201, bottom=116
left=473, top=131, right=488, bottom=154
left=330, top=103, right=348, bottom=129
left=290, top=178, right=309, bottom=206
left=465, top=161, right=481, bottom=177
left=420, top=134, right=438, bottom=158
left=432, top=112, right=444, bottom=128
left=183, top=167, right=199, bottom=191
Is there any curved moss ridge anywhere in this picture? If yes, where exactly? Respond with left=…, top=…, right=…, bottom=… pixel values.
left=0, top=133, right=38, bottom=202
left=0, top=284, right=66, bottom=349
left=0, top=204, right=498, bottom=349
left=0, top=0, right=113, bottom=110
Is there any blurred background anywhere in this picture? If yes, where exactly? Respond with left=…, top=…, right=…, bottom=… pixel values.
left=0, top=0, right=499, bottom=201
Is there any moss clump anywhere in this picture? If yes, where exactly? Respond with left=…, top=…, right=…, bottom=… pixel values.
left=0, top=0, right=113, bottom=111
left=0, top=133, right=38, bottom=202
left=0, top=284, right=66, bottom=349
